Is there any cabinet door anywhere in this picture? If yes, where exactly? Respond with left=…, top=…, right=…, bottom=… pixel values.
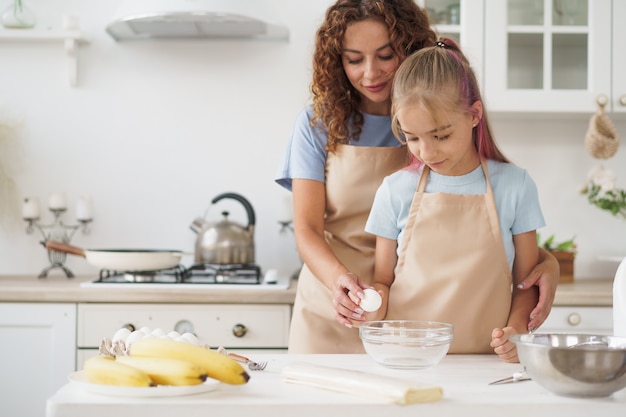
left=0, top=303, right=76, bottom=417
left=613, top=0, right=626, bottom=113
left=541, top=306, right=613, bottom=334
left=77, top=303, right=291, bottom=348
left=484, top=0, right=612, bottom=113
left=419, top=0, right=485, bottom=86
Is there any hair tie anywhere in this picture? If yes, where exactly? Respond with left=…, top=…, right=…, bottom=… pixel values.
left=435, top=40, right=447, bottom=48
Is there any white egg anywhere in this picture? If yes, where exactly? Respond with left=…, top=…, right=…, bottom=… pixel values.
left=151, top=328, right=166, bottom=337
left=175, top=335, right=189, bottom=344
left=167, top=331, right=181, bottom=340
left=125, top=330, right=145, bottom=345
left=181, top=332, right=200, bottom=346
left=139, top=326, right=152, bottom=335
left=111, top=327, right=131, bottom=342
left=360, top=288, right=382, bottom=312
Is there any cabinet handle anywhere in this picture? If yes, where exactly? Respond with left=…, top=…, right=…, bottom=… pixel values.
left=232, top=323, right=248, bottom=338
left=619, top=95, right=626, bottom=107
left=567, top=313, right=581, bottom=326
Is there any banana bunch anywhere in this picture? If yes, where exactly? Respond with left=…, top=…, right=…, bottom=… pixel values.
left=130, top=338, right=250, bottom=385
left=84, top=354, right=207, bottom=387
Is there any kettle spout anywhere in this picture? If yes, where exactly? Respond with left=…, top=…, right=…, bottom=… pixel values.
left=190, top=217, right=207, bottom=234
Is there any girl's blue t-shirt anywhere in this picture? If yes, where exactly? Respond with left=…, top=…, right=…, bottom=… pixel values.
left=365, top=160, right=546, bottom=269
left=275, top=105, right=402, bottom=191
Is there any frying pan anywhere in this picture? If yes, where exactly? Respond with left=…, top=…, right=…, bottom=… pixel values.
left=44, top=241, right=187, bottom=272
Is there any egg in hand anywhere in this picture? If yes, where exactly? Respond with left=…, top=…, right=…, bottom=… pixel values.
left=359, top=288, right=382, bottom=312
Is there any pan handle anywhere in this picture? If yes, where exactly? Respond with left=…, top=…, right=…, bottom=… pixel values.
left=44, top=240, right=87, bottom=258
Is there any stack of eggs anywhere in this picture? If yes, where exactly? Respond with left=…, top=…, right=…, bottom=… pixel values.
left=101, top=327, right=205, bottom=357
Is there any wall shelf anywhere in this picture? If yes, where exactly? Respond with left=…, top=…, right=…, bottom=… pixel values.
left=0, top=29, right=89, bottom=87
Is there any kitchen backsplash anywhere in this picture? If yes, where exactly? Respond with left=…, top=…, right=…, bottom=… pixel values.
left=0, top=0, right=624, bottom=280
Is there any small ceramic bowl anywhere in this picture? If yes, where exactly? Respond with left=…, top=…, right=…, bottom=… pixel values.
left=359, top=320, right=454, bottom=369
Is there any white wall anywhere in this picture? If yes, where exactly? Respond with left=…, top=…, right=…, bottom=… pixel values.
left=0, top=0, right=624, bottom=280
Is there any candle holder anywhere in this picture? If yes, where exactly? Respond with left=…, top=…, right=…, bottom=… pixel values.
left=278, top=219, right=302, bottom=280
left=24, top=208, right=92, bottom=279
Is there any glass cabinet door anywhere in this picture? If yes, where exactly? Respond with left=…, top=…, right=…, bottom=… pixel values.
left=484, top=0, right=612, bottom=113
left=419, top=0, right=484, bottom=87
left=613, top=0, right=626, bottom=113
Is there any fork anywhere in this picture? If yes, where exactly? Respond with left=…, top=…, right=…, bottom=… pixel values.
left=226, top=352, right=267, bottom=371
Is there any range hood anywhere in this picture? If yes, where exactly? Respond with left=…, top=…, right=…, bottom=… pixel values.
left=106, top=0, right=289, bottom=41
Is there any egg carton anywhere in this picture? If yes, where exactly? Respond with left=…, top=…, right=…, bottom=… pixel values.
left=98, top=326, right=212, bottom=357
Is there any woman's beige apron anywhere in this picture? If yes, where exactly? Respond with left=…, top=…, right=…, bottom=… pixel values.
left=386, top=160, right=512, bottom=353
left=288, top=144, right=407, bottom=353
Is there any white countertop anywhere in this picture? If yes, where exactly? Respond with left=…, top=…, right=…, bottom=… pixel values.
left=46, top=354, right=625, bottom=417
left=0, top=275, right=297, bottom=304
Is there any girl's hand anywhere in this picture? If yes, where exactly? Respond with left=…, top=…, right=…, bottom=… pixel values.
left=490, top=327, right=520, bottom=363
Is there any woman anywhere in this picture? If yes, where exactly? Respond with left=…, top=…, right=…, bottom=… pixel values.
left=275, top=0, right=559, bottom=354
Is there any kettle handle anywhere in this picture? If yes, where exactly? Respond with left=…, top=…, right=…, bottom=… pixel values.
left=211, top=192, right=256, bottom=228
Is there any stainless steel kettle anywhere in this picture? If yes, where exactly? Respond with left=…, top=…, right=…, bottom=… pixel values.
left=190, top=192, right=256, bottom=265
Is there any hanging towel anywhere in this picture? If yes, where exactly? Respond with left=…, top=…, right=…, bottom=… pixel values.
left=584, top=103, right=620, bottom=159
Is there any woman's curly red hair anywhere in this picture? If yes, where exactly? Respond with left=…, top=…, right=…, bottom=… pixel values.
left=311, top=0, right=436, bottom=152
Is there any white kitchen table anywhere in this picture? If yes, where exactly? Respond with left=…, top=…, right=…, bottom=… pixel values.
left=47, top=354, right=626, bottom=417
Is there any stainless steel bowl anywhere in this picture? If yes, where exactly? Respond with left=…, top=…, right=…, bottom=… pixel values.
left=359, top=320, right=453, bottom=369
left=511, top=333, right=626, bottom=397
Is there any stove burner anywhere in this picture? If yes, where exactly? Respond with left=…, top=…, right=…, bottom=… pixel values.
left=185, top=263, right=261, bottom=284
left=94, top=263, right=262, bottom=284
left=96, top=264, right=188, bottom=283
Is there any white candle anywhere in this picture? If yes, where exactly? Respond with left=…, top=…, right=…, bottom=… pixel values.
left=22, top=197, right=41, bottom=220
left=76, top=195, right=93, bottom=221
left=280, top=195, right=293, bottom=221
left=48, top=193, right=67, bottom=210
left=62, top=14, right=80, bottom=31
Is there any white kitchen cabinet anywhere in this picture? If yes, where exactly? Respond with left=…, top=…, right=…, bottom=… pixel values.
left=0, top=303, right=76, bottom=417
left=484, top=0, right=624, bottom=114
left=540, top=306, right=613, bottom=334
left=419, top=0, right=485, bottom=86
left=0, top=28, right=88, bottom=86
left=76, top=303, right=291, bottom=370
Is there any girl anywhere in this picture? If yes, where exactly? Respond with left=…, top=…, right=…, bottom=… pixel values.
left=361, top=39, right=543, bottom=362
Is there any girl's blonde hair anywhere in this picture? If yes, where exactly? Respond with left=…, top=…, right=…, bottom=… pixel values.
left=311, top=0, right=436, bottom=153
left=391, top=38, right=508, bottom=166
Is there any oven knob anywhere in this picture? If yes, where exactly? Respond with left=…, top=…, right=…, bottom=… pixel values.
left=567, top=312, right=581, bottom=326
left=174, top=320, right=195, bottom=334
left=232, top=323, right=248, bottom=338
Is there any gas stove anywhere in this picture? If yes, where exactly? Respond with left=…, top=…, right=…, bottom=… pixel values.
left=80, top=263, right=290, bottom=289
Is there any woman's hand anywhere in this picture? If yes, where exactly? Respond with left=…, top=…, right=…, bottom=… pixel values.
left=331, top=272, right=372, bottom=328
left=516, top=248, right=559, bottom=331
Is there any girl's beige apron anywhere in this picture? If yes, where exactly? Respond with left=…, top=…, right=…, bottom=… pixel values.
left=386, top=160, right=512, bottom=353
left=288, top=144, right=407, bottom=353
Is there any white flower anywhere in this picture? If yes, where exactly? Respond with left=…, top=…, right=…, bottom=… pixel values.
left=586, top=164, right=617, bottom=193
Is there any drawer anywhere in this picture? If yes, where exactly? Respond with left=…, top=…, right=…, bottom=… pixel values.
left=540, top=306, right=613, bottom=335
left=78, top=303, right=291, bottom=348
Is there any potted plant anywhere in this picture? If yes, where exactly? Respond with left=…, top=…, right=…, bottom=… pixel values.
left=538, top=234, right=577, bottom=284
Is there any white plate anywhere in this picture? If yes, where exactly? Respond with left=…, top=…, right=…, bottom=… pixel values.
left=68, top=371, right=220, bottom=397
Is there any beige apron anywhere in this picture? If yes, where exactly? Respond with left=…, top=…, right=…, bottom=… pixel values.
left=386, top=160, right=512, bottom=353
left=288, top=144, right=407, bottom=353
